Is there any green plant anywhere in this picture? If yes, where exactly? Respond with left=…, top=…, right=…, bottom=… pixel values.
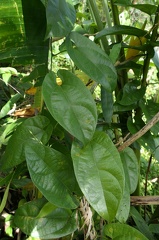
left=1, top=0, right=159, bottom=239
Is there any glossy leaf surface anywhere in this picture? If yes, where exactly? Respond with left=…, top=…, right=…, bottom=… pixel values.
left=14, top=198, right=77, bottom=239
left=71, top=131, right=124, bottom=221
left=42, top=70, right=97, bottom=145
left=66, top=32, right=117, bottom=92
left=25, top=141, right=78, bottom=209
left=1, top=116, right=53, bottom=170
left=103, top=223, right=148, bottom=240
left=45, top=0, right=76, bottom=38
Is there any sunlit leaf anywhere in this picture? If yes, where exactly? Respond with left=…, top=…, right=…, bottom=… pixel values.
left=14, top=198, right=77, bottom=239
left=42, top=70, right=97, bottom=145
left=71, top=131, right=124, bottom=221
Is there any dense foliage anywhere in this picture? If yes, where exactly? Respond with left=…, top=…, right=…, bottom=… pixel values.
left=0, top=0, right=159, bottom=239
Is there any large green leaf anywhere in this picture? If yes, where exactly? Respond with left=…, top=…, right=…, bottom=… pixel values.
left=42, top=70, right=97, bottom=145
left=0, top=116, right=53, bottom=170
left=25, top=141, right=78, bottom=209
left=71, top=131, right=124, bottom=221
left=103, top=223, right=148, bottom=240
left=45, top=0, right=76, bottom=38
left=120, top=147, right=139, bottom=194
left=14, top=198, right=77, bottom=239
left=96, top=25, right=150, bottom=40
left=66, top=32, right=117, bottom=92
left=0, top=0, right=49, bottom=65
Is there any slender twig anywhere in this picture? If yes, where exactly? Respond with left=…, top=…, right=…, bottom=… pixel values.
left=131, top=196, right=159, bottom=205
left=118, top=111, right=159, bottom=152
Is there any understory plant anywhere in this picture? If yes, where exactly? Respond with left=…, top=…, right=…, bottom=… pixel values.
left=1, top=0, right=159, bottom=239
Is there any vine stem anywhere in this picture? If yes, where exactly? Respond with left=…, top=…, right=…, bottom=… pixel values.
left=118, top=111, right=159, bottom=152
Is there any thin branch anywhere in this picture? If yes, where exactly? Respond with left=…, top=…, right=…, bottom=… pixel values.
left=131, top=196, right=159, bottom=205
left=118, top=111, right=159, bottom=152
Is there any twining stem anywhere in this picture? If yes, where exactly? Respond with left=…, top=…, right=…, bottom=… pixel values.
left=118, top=111, right=159, bottom=152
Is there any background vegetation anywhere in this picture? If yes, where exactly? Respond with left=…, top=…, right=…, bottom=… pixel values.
left=1, top=0, right=159, bottom=239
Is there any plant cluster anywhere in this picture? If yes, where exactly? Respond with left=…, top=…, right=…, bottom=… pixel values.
left=1, top=0, right=159, bottom=239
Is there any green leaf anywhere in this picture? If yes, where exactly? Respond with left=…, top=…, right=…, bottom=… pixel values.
left=25, top=142, right=78, bottom=209
left=0, top=0, right=49, bottom=65
left=103, top=223, right=149, bottom=240
left=114, top=1, right=157, bottom=15
left=71, top=131, right=124, bottom=221
left=0, top=172, right=14, bottom=213
left=42, top=70, right=97, bottom=145
left=0, top=93, right=21, bottom=119
left=129, top=4, right=157, bottom=16
left=66, top=32, right=117, bottom=92
left=130, top=207, right=155, bottom=240
left=120, top=147, right=139, bottom=194
left=1, top=116, right=53, bottom=170
left=139, top=100, right=159, bottom=135
left=21, top=64, right=46, bottom=83
left=14, top=198, right=77, bottom=239
left=109, top=43, right=121, bottom=64
left=96, top=25, right=150, bottom=40
left=101, top=87, right=113, bottom=123
left=149, top=224, right=159, bottom=234
left=45, top=0, right=76, bottom=38
left=116, top=181, right=130, bottom=223
left=118, top=81, right=146, bottom=106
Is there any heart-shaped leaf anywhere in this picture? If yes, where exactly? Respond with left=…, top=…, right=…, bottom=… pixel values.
left=71, top=131, right=124, bottom=221
left=14, top=198, right=77, bottom=239
left=42, top=70, right=97, bottom=145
